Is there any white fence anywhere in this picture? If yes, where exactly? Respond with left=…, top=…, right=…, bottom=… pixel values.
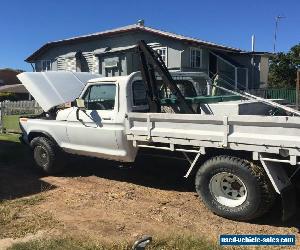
left=0, top=100, right=42, bottom=133
left=0, top=100, right=42, bottom=115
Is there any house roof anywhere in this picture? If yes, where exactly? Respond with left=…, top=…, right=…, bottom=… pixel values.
left=238, top=51, right=274, bottom=56
left=212, top=51, right=245, bottom=68
left=25, top=23, right=244, bottom=62
left=0, top=68, right=23, bottom=86
left=0, top=84, right=28, bottom=94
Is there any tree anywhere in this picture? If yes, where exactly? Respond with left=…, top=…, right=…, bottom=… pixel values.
left=268, top=43, right=300, bottom=88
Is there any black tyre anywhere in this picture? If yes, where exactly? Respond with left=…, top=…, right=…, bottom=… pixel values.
left=195, top=155, right=276, bottom=221
left=30, top=136, right=65, bottom=174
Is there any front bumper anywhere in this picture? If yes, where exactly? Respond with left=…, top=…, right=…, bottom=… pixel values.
left=19, top=121, right=29, bottom=145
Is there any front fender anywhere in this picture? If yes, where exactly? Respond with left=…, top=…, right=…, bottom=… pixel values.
left=22, top=119, right=68, bottom=148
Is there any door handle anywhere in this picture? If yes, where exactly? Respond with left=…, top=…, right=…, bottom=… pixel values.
left=102, top=117, right=112, bottom=121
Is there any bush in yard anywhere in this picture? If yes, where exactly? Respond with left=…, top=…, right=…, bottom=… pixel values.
left=0, top=92, right=18, bottom=101
left=268, top=43, right=300, bottom=88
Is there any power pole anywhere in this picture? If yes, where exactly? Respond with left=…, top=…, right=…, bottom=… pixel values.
left=273, top=16, right=286, bottom=53
left=250, top=35, right=256, bottom=89
left=297, top=69, right=300, bottom=110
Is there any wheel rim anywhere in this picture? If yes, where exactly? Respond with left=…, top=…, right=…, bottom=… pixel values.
left=209, top=172, right=247, bottom=207
left=34, top=145, right=49, bottom=167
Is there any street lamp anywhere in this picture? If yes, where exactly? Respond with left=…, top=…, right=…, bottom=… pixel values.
left=273, top=15, right=286, bottom=53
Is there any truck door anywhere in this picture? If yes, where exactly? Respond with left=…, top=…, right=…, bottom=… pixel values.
left=65, top=82, right=122, bottom=160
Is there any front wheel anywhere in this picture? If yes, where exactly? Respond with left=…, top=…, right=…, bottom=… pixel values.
left=195, top=155, right=276, bottom=221
left=30, top=136, right=65, bottom=175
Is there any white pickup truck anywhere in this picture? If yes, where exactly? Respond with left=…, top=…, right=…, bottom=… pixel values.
left=17, top=69, right=299, bottom=223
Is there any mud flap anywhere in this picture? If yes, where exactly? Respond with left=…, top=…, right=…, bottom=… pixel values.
left=259, top=154, right=297, bottom=221
left=281, top=184, right=297, bottom=221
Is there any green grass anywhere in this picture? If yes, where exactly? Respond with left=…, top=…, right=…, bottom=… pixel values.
left=148, top=236, right=222, bottom=249
left=0, top=133, right=29, bottom=163
left=8, top=235, right=230, bottom=250
left=0, top=195, right=58, bottom=239
left=0, top=133, right=20, bottom=143
left=2, top=114, right=22, bottom=133
left=8, top=237, right=121, bottom=250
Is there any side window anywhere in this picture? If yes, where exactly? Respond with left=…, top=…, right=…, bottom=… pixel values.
left=153, top=47, right=167, bottom=66
left=190, top=48, right=202, bottom=68
left=132, top=80, right=148, bottom=106
left=83, top=84, right=116, bottom=110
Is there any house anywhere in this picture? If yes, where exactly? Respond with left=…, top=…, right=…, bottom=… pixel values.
left=25, top=20, right=271, bottom=90
left=0, top=68, right=29, bottom=100
left=0, top=68, right=23, bottom=86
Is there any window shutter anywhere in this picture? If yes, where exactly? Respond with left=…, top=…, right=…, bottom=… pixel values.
left=57, top=52, right=98, bottom=73
left=82, top=52, right=95, bottom=73
left=94, top=57, right=100, bottom=74
left=65, top=57, right=76, bottom=72
left=57, top=57, right=66, bottom=71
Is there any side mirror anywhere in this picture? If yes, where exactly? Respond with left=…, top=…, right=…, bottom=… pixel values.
left=76, top=98, right=85, bottom=110
left=75, top=99, right=86, bottom=122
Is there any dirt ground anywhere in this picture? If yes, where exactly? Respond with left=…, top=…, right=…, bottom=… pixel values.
left=1, top=138, right=300, bottom=249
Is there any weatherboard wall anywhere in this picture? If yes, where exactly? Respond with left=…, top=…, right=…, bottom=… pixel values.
left=31, top=29, right=264, bottom=88
left=33, top=30, right=215, bottom=76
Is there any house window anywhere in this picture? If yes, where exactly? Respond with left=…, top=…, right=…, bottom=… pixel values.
left=41, top=60, right=52, bottom=71
left=75, top=51, right=89, bottom=72
left=132, top=80, right=148, bottom=106
left=190, top=48, right=202, bottom=68
left=153, top=47, right=167, bottom=65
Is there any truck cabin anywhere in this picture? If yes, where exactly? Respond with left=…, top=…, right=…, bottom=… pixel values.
left=78, top=72, right=279, bottom=117
left=80, top=72, right=212, bottom=114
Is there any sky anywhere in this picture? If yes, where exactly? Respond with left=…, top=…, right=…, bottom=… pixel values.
left=0, top=0, right=299, bottom=71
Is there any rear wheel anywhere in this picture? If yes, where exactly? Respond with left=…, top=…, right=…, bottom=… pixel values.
left=195, top=155, right=276, bottom=221
left=30, top=136, right=65, bottom=174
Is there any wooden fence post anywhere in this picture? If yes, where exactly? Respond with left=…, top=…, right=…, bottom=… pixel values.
left=0, top=102, right=4, bottom=133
